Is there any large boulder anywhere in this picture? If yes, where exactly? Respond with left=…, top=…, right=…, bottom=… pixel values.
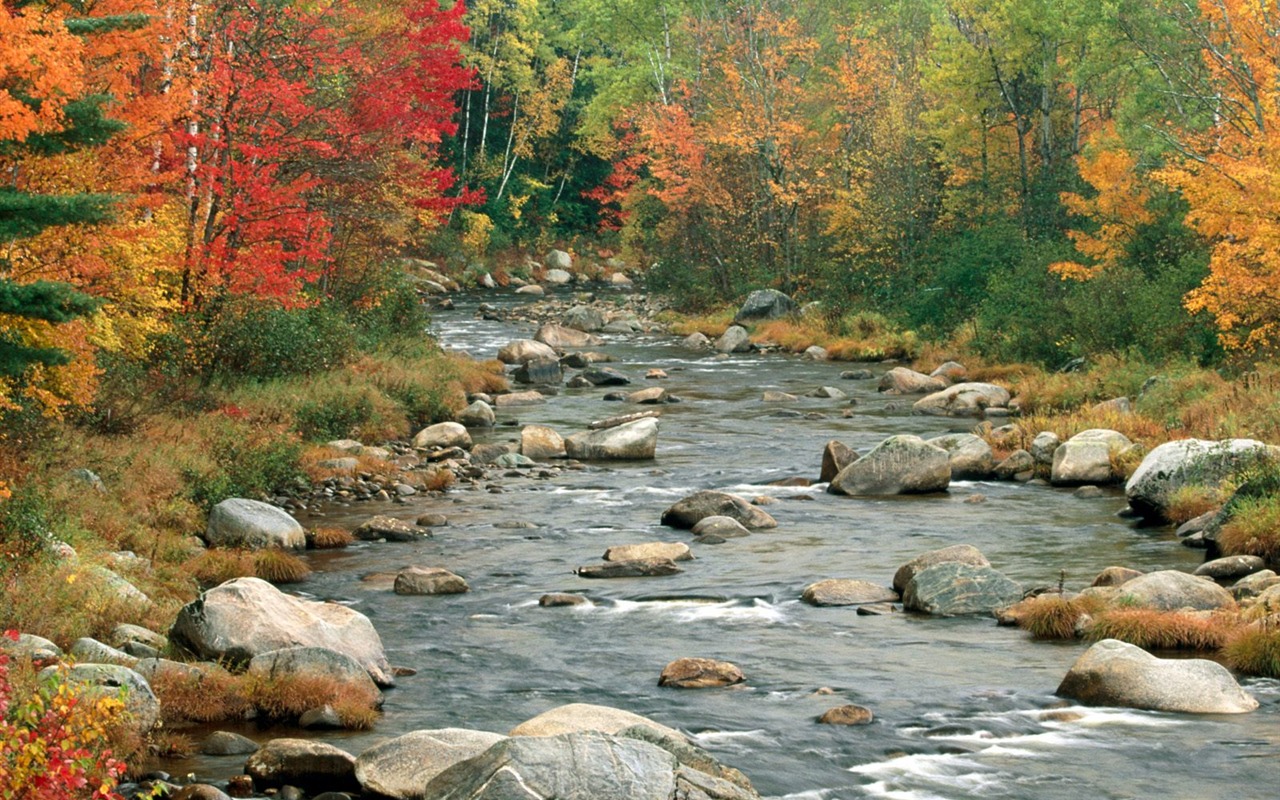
left=40, top=663, right=159, bottom=734
left=903, top=562, right=1023, bottom=616
left=512, top=357, right=563, bottom=386
left=496, top=339, right=558, bottom=365
left=1111, top=570, right=1235, bottom=611
left=913, top=383, right=1010, bottom=417
left=535, top=323, right=602, bottom=350
left=413, top=422, right=472, bottom=450
left=247, top=646, right=380, bottom=700
left=1057, top=639, right=1258, bottom=714
left=925, top=434, right=996, bottom=480
left=715, top=326, right=751, bottom=354
left=204, top=498, right=304, bottom=551
left=1050, top=429, right=1132, bottom=486
left=564, top=417, right=658, bottom=460
left=509, top=703, right=684, bottom=740
left=661, top=490, right=778, bottom=530
left=801, top=579, right=898, bottom=607
left=734, top=289, right=795, bottom=322
left=170, top=577, right=393, bottom=686
left=246, top=739, right=359, bottom=792
left=828, top=435, right=951, bottom=496
left=893, top=544, right=991, bottom=594
left=355, top=729, right=506, bottom=800
left=877, top=368, right=947, bottom=395
left=521, top=425, right=566, bottom=460
left=563, top=305, right=606, bottom=333
left=1125, top=438, right=1278, bottom=521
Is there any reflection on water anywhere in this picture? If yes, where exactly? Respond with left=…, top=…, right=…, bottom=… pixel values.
left=186, top=290, right=1280, bottom=799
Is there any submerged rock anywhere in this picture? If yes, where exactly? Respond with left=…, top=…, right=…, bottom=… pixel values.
left=245, top=739, right=359, bottom=792
left=661, top=490, right=778, bottom=530
left=575, top=559, right=682, bottom=579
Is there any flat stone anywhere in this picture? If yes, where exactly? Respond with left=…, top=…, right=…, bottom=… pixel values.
left=603, top=542, right=693, bottom=562
left=802, top=579, right=898, bottom=607
left=575, top=559, right=683, bottom=579
left=658, top=657, right=744, bottom=689
left=353, top=515, right=431, bottom=542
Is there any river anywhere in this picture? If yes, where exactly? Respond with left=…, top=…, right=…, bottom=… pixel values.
left=192, top=289, right=1280, bottom=799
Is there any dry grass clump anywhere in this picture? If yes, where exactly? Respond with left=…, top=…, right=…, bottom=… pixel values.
left=252, top=549, right=311, bottom=583
left=1013, top=594, right=1105, bottom=639
left=751, top=319, right=822, bottom=352
left=184, top=549, right=257, bottom=588
left=150, top=666, right=252, bottom=724
left=1164, top=485, right=1224, bottom=525
left=655, top=308, right=735, bottom=338
left=148, top=731, right=196, bottom=758
left=1217, top=495, right=1280, bottom=564
left=1084, top=608, right=1238, bottom=651
left=423, top=468, right=455, bottom=492
left=245, top=672, right=380, bottom=729
left=1223, top=625, right=1280, bottom=677
left=308, top=527, right=354, bottom=549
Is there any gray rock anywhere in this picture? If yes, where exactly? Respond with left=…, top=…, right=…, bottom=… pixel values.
left=395, top=567, right=470, bottom=595
left=245, top=739, right=359, bottom=792
left=994, top=449, right=1035, bottom=480
left=494, top=390, right=546, bottom=408
left=603, top=542, right=693, bottom=562
left=817, top=705, right=874, bottom=725
left=564, top=417, right=658, bottom=460
left=893, top=544, right=991, bottom=594
left=512, top=357, right=563, bottom=386
left=877, top=367, right=946, bottom=395
left=520, top=424, right=566, bottom=460
left=735, top=289, right=796, bottom=322
left=1, top=633, right=62, bottom=664
left=1093, top=396, right=1132, bottom=415
left=762, top=390, right=797, bottom=402
left=662, top=490, right=777, bottom=530
left=925, top=434, right=996, bottom=480
left=1112, top=569, right=1235, bottom=611
left=658, top=657, right=744, bottom=688
left=929, top=361, right=967, bottom=381
left=1092, top=566, right=1143, bottom=587
left=1125, top=438, right=1277, bottom=521
left=327, top=439, right=364, bottom=454
left=580, top=366, right=631, bottom=386
left=913, top=383, right=1010, bottom=417
left=802, top=579, right=898, bottom=607
left=689, top=516, right=751, bottom=538
left=299, top=705, right=345, bottom=729
left=496, top=339, right=558, bottom=365
left=903, top=562, right=1023, bottom=616
left=247, top=646, right=380, bottom=699
left=627, top=387, right=668, bottom=404
left=545, top=268, right=573, bottom=285
left=70, top=637, right=138, bottom=667
left=575, top=559, right=682, bottom=579
left=1195, top=555, right=1266, bottom=581
left=841, top=369, right=874, bottom=380
left=614, top=725, right=755, bottom=793
left=201, top=730, right=259, bottom=756
left=514, top=284, right=545, bottom=295
left=170, top=577, right=393, bottom=686
left=802, top=346, right=828, bottom=361
left=546, top=250, right=573, bottom=271
left=40, top=663, right=159, bottom=733
left=683, top=332, right=711, bottom=350
left=828, top=435, right=951, bottom=495
left=355, top=729, right=507, bottom=800
left=508, top=703, right=685, bottom=740
left=536, top=323, right=602, bottom=349
left=1057, top=639, right=1258, bottom=713
left=1030, top=432, right=1061, bottom=466
left=539, top=594, right=589, bottom=607
left=820, top=440, right=858, bottom=483
left=1050, top=429, right=1132, bottom=486
left=413, top=422, right=472, bottom=451
left=354, top=515, right=431, bottom=542
left=205, top=498, right=305, bottom=551
left=715, top=326, right=751, bottom=354
left=806, top=386, right=846, bottom=399
left=564, top=305, right=606, bottom=333
left=493, top=453, right=536, bottom=468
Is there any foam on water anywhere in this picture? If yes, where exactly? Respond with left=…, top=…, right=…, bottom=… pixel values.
left=602, top=597, right=790, bottom=624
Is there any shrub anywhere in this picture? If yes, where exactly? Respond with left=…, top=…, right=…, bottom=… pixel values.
left=149, top=665, right=251, bottom=724
left=1164, top=485, right=1224, bottom=526
left=1217, top=494, right=1280, bottom=564
left=1223, top=626, right=1280, bottom=677
left=293, top=389, right=375, bottom=442
left=181, top=416, right=302, bottom=511
left=252, top=549, right=311, bottom=584
left=244, top=672, right=380, bottom=729
left=1084, top=608, right=1236, bottom=651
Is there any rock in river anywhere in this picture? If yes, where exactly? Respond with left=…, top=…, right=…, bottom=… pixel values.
left=690, top=516, right=751, bottom=538
left=1057, top=639, right=1258, bottom=714
left=394, top=566, right=470, bottom=595
left=893, top=544, right=991, bottom=594
left=802, top=579, right=898, bottom=607
left=1110, top=569, right=1234, bottom=611
left=828, top=435, right=951, bottom=496
left=354, top=515, right=431, bottom=542
left=661, top=490, right=777, bottom=530
left=877, top=367, right=946, bottom=395
left=603, top=542, right=693, bottom=562
left=496, top=339, right=557, bottom=365
left=902, top=562, right=1022, bottom=616
left=521, top=424, right=566, bottom=460
left=715, top=325, right=751, bottom=354
left=1125, top=438, right=1278, bottom=521
left=913, top=383, right=1010, bottom=417
left=925, top=433, right=996, bottom=480
left=564, top=417, right=658, bottom=460
left=575, top=558, right=682, bottom=579
left=659, top=657, right=745, bottom=689
left=820, top=440, right=858, bottom=483
left=509, top=702, right=685, bottom=740
left=1050, top=429, right=1131, bottom=486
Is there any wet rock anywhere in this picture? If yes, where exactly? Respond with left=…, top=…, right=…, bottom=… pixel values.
left=892, top=544, right=991, bottom=595
left=762, top=390, right=797, bottom=402
left=689, top=516, right=751, bottom=538
left=603, top=542, right=693, bottom=562
left=1176, top=510, right=1218, bottom=538
left=245, top=739, right=359, bottom=792
left=508, top=703, right=685, bottom=741
left=520, top=424, right=566, bottom=460
left=841, top=369, right=874, bottom=380
left=353, top=515, right=431, bottom=542
left=563, top=305, right=606, bottom=333
left=925, top=434, right=996, bottom=480
left=659, top=657, right=744, bottom=688
left=661, top=490, right=778, bottom=530
left=913, top=383, right=1010, bottom=417
left=512, top=357, right=563, bottom=386
left=856, top=603, right=897, bottom=616
left=807, top=386, right=846, bottom=399
left=494, top=390, right=547, bottom=407
left=828, top=435, right=951, bottom=496
left=575, top=559, right=682, bottom=579
left=903, top=562, right=1022, bottom=616
left=1111, top=569, right=1234, bottom=611
left=628, top=387, right=668, bottom=404
left=170, top=577, right=393, bottom=686
left=1050, top=429, right=1132, bottom=486
left=564, top=417, right=658, bottom=460
left=580, top=366, right=631, bottom=386
left=496, top=339, right=557, bottom=365
left=588, top=410, right=662, bottom=430
left=646, top=369, right=668, bottom=379
left=994, top=450, right=1035, bottom=480
left=803, top=346, right=828, bottom=361
left=1074, top=486, right=1106, bottom=499
left=355, top=729, right=507, bottom=800
left=413, top=422, right=472, bottom=451
left=539, top=593, right=589, bottom=607
left=615, top=725, right=755, bottom=793
left=683, top=332, right=712, bottom=350
left=1125, top=438, right=1277, bottom=521
left=877, top=367, right=946, bottom=395
left=205, top=498, right=305, bottom=551
left=817, top=705, right=874, bottom=725
left=735, top=289, right=795, bottom=322
left=715, top=326, right=751, bottom=354
left=201, top=731, right=259, bottom=756
left=394, top=567, right=469, bottom=595
left=1091, top=566, right=1143, bottom=588
left=801, top=579, right=898, bottom=607
left=536, top=323, right=602, bottom=349
left=820, top=440, right=858, bottom=483
left=1057, top=639, right=1257, bottom=714
left=457, top=401, right=497, bottom=428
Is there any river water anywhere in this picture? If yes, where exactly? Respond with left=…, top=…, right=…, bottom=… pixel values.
left=195, top=290, right=1280, bottom=799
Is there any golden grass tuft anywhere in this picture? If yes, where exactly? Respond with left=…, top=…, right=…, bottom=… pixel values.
left=1013, top=594, right=1105, bottom=639
left=308, top=527, right=354, bottom=549
left=1217, top=495, right=1280, bottom=564
left=655, top=308, right=735, bottom=338
left=149, top=731, right=196, bottom=759
left=1164, top=485, right=1224, bottom=526
left=751, top=319, right=821, bottom=352
left=423, top=468, right=455, bottom=492
left=1223, top=625, right=1280, bottom=677
left=252, top=548, right=311, bottom=583
left=150, top=666, right=252, bottom=724
left=183, top=549, right=257, bottom=588
left=245, top=672, right=381, bottom=729
left=1084, top=608, right=1239, bottom=651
